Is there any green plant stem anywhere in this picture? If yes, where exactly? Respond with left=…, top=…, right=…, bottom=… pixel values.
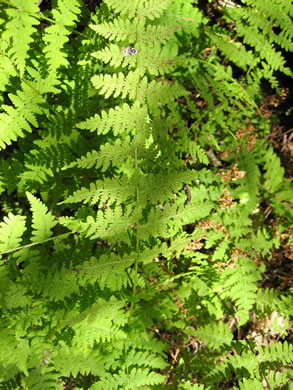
left=128, top=147, right=140, bottom=323
left=0, top=232, right=72, bottom=256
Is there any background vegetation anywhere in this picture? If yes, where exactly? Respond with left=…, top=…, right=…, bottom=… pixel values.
left=0, top=0, right=292, bottom=388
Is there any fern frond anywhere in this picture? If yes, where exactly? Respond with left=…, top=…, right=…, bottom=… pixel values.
left=59, top=175, right=134, bottom=206
left=1, top=0, right=38, bottom=74
left=0, top=55, right=17, bottom=93
left=212, top=341, right=293, bottom=387
left=22, top=366, right=61, bottom=390
left=43, top=0, right=81, bottom=71
left=92, top=19, right=179, bottom=49
left=74, top=253, right=134, bottom=291
left=255, top=288, right=293, bottom=319
left=91, top=44, right=125, bottom=68
left=92, top=367, right=165, bottom=390
left=139, top=170, right=198, bottom=204
left=4, top=280, right=30, bottom=310
left=143, top=79, right=188, bottom=107
left=137, top=42, right=181, bottom=76
left=220, top=256, right=261, bottom=326
left=139, top=23, right=180, bottom=47
left=250, top=228, right=279, bottom=257
left=18, top=164, right=54, bottom=189
left=241, top=0, right=293, bottom=40
left=53, top=344, right=106, bottom=377
left=90, top=18, right=137, bottom=43
left=71, top=298, right=127, bottom=348
left=91, top=71, right=139, bottom=100
left=213, top=34, right=256, bottom=71
left=195, top=322, right=233, bottom=350
left=0, top=330, right=30, bottom=380
left=25, top=64, right=61, bottom=95
left=139, top=201, right=213, bottom=240
left=262, top=147, right=284, bottom=193
left=63, top=137, right=135, bottom=171
left=0, top=83, right=43, bottom=150
left=0, top=213, right=26, bottom=254
left=223, top=0, right=293, bottom=79
left=26, top=192, right=57, bottom=243
left=92, top=71, right=187, bottom=103
left=258, top=341, right=293, bottom=366
left=76, top=102, right=147, bottom=136
left=236, top=378, right=263, bottom=390
left=41, top=266, right=79, bottom=301
left=235, top=148, right=260, bottom=212
left=61, top=170, right=198, bottom=208
left=126, top=348, right=168, bottom=370
left=104, top=0, right=172, bottom=20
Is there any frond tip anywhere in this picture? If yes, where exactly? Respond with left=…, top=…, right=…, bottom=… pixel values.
left=26, top=192, right=57, bottom=243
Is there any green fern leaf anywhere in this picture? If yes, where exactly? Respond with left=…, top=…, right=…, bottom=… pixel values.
left=258, top=341, right=293, bottom=366
left=220, top=256, right=261, bottom=326
left=53, top=344, right=106, bottom=377
left=74, top=253, right=134, bottom=291
left=236, top=148, right=260, bottom=211
left=0, top=329, right=30, bottom=380
left=22, top=366, right=61, bottom=390
left=91, top=71, right=139, bottom=99
left=43, top=0, right=81, bottom=71
left=195, top=322, right=233, bottom=350
left=41, top=266, right=79, bottom=301
left=262, top=147, right=284, bottom=193
left=26, top=192, right=57, bottom=243
left=213, top=35, right=256, bottom=71
left=92, top=44, right=125, bottom=68
left=1, top=0, right=38, bottom=74
left=0, top=56, right=17, bottom=92
left=0, top=213, right=26, bottom=253
left=92, top=367, right=165, bottom=389
left=0, top=83, right=43, bottom=150
left=90, top=18, right=137, bottom=43
left=71, top=298, right=127, bottom=348
left=91, top=71, right=187, bottom=103
left=104, top=0, right=172, bottom=20
left=126, top=349, right=168, bottom=370
left=76, top=102, right=147, bottom=136
left=235, top=378, right=263, bottom=390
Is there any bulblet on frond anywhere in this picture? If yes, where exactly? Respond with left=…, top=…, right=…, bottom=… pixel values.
left=123, top=47, right=138, bottom=56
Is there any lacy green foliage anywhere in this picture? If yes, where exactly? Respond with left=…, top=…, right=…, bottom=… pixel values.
left=0, top=83, right=44, bottom=149
left=26, top=192, right=57, bottom=242
left=0, top=213, right=26, bottom=253
left=43, top=0, right=81, bottom=71
left=0, top=0, right=39, bottom=75
left=213, top=0, right=293, bottom=87
left=194, top=322, right=233, bottom=350
left=207, top=341, right=293, bottom=389
left=220, top=256, right=262, bottom=326
left=0, top=0, right=292, bottom=389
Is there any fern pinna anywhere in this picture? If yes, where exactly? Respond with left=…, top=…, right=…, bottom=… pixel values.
left=0, top=0, right=292, bottom=389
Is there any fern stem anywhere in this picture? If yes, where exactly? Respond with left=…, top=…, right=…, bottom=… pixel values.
left=133, top=147, right=140, bottom=294
left=128, top=148, right=140, bottom=322
left=35, top=14, right=86, bottom=38
left=0, top=232, right=72, bottom=256
left=124, top=340, right=130, bottom=390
